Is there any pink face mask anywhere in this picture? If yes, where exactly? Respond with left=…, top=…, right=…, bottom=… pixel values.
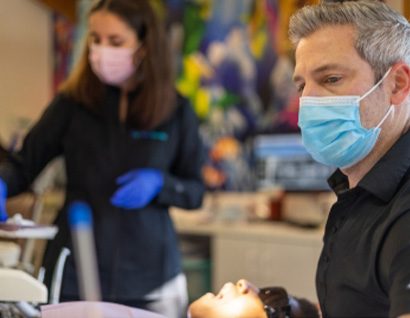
left=89, top=44, right=137, bottom=86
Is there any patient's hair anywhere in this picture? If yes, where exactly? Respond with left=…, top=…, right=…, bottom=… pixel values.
left=258, top=287, right=319, bottom=318
left=294, top=297, right=320, bottom=318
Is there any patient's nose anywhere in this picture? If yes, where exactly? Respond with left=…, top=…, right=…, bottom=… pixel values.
left=237, top=279, right=259, bottom=294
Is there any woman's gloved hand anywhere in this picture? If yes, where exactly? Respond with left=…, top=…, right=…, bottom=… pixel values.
left=0, top=178, right=8, bottom=222
left=110, top=168, right=164, bottom=209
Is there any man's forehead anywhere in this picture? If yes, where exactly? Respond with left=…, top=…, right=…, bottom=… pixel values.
left=295, top=25, right=356, bottom=55
left=293, top=25, right=359, bottom=79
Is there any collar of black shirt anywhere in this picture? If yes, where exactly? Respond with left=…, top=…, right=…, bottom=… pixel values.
left=328, top=130, right=410, bottom=202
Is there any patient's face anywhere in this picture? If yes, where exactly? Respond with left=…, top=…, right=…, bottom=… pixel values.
left=188, top=279, right=266, bottom=318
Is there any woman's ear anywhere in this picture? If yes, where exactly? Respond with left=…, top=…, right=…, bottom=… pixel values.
left=136, top=45, right=146, bottom=60
left=133, top=45, right=146, bottom=67
left=390, top=62, right=410, bottom=105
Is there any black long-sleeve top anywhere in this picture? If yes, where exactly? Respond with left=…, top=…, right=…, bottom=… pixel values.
left=0, top=86, right=205, bottom=300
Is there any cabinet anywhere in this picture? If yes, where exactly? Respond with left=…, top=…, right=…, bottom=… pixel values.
left=172, top=207, right=323, bottom=302
left=212, top=225, right=322, bottom=301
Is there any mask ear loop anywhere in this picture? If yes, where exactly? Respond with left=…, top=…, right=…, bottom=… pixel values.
left=358, top=67, right=393, bottom=102
left=375, top=104, right=395, bottom=129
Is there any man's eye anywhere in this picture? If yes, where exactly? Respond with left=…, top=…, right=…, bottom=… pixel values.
left=296, top=83, right=305, bottom=93
left=324, top=76, right=341, bottom=84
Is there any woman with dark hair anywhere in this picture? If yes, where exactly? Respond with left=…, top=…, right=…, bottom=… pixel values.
left=0, top=0, right=205, bottom=317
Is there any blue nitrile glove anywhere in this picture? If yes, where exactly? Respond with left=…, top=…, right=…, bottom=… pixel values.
left=0, top=178, right=8, bottom=222
left=110, top=168, right=164, bottom=209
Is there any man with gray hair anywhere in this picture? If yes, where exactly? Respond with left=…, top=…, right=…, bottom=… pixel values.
left=290, top=0, right=410, bottom=317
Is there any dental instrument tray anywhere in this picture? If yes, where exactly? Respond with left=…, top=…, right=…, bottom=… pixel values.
left=0, top=214, right=58, bottom=239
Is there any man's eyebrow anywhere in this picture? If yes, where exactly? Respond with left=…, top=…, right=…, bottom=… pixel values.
left=293, top=64, right=349, bottom=83
left=312, top=63, right=349, bottom=75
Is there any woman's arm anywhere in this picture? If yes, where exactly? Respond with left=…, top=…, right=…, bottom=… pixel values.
left=0, top=94, right=74, bottom=197
left=156, top=97, right=205, bottom=209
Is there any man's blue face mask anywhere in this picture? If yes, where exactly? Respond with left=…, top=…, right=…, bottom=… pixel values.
left=298, top=68, right=393, bottom=169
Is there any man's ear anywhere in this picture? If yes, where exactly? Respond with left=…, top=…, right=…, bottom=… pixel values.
left=390, top=62, right=410, bottom=105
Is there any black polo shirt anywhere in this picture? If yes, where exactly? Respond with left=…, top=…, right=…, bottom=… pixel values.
left=317, top=131, right=410, bottom=318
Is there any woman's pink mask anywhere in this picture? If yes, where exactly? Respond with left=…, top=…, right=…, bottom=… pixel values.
left=89, top=44, right=137, bottom=86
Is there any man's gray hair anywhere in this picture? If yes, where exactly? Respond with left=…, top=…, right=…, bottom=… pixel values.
left=289, top=0, right=410, bottom=80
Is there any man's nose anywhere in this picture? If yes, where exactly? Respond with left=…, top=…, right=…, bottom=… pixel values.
left=301, top=82, right=322, bottom=97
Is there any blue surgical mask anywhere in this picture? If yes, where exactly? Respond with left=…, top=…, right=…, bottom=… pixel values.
left=298, top=68, right=393, bottom=168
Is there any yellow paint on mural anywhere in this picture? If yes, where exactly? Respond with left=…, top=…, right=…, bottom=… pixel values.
left=250, top=31, right=268, bottom=59
left=277, top=0, right=319, bottom=54
left=195, top=88, right=211, bottom=119
left=199, top=0, right=212, bottom=19
left=405, top=0, right=410, bottom=21
left=248, top=0, right=268, bottom=58
left=176, top=54, right=213, bottom=119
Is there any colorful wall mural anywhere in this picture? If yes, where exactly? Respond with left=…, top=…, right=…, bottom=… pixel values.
left=161, top=0, right=314, bottom=190
left=63, top=0, right=315, bottom=191
left=52, top=13, right=75, bottom=92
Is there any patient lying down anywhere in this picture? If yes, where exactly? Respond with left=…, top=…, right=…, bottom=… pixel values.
left=188, top=279, right=319, bottom=318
